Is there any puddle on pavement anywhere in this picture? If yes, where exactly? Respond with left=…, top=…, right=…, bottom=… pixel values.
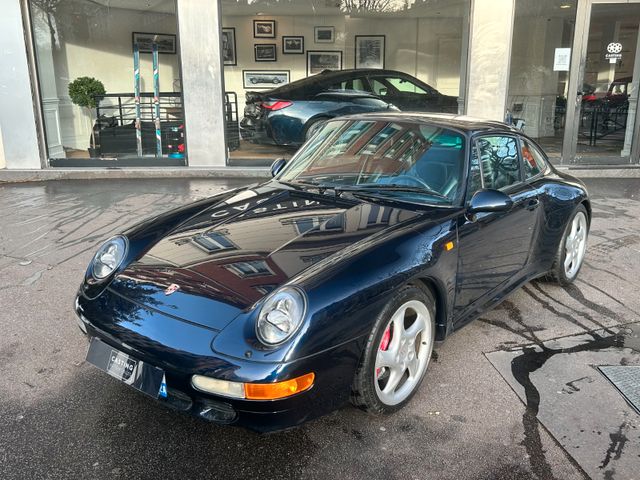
left=485, top=323, right=640, bottom=480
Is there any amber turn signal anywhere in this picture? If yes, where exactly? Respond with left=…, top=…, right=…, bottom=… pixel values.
left=444, top=241, right=455, bottom=251
left=245, top=372, right=315, bottom=400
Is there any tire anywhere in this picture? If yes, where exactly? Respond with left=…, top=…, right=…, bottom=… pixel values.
left=304, top=117, right=329, bottom=141
left=547, top=204, right=589, bottom=286
left=350, top=284, right=436, bottom=415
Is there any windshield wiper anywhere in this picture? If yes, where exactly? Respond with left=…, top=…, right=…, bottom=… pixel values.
left=341, top=184, right=449, bottom=200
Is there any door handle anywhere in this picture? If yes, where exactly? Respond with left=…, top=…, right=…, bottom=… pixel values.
left=526, top=198, right=540, bottom=210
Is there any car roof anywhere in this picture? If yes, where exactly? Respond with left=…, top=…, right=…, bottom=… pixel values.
left=268, top=69, right=422, bottom=95
left=334, top=112, right=521, bottom=135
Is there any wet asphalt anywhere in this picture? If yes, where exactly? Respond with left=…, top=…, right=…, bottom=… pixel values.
left=0, top=177, right=639, bottom=480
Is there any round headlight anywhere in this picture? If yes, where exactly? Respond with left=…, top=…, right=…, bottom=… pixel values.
left=91, top=236, right=128, bottom=280
left=256, top=287, right=307, bottom=346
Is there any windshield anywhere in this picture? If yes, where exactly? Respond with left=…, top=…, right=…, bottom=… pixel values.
left=278, top=119, right=466, bottom=205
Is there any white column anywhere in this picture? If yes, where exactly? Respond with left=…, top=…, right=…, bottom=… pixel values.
left=465, top=0, right=516, bottom=121
left=177, top=0, right=227, bottom=167
left=0, top=0, right=42, bottom=169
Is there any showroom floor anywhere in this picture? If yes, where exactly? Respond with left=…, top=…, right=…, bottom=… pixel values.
left=0, top=177, right=638, bottom=480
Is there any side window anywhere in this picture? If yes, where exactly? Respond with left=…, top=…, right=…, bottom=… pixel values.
left=521, top=138, right=548, bottom=179
left=328, top=77, right=368, bottom=92
left=385, top=77, right=428, bottom=94
left=475, top=136, right=521, bottom=190
left=370, top=78, right=390, bottom=97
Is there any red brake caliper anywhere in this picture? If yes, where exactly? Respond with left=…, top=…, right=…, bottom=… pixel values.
left=377, top=324, right=392, bottom=378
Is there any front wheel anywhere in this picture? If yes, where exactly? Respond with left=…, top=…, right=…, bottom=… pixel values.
left=547, top=205, right=589, bottom=285
left=351, top=285, right=436, bottom=414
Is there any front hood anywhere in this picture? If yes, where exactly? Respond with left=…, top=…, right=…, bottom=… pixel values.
left=109, top=184, right=421, bottom=330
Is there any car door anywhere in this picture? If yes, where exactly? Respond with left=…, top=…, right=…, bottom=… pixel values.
left=453, top=134, right=542, bottom=321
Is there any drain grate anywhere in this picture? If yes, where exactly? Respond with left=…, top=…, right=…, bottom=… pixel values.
left=598, top=365, right=640, bottom=414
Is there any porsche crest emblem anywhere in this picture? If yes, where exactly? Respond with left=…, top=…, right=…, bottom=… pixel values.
left=164, top=283, right=180, bottom=296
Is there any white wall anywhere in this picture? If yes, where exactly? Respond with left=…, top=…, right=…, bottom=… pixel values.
left=0, top=0, right=41, bottom=169
left=222, top=14, right=464, bottom=114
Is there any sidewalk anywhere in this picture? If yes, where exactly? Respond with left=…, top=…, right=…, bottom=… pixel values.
left=2, top=163, right=640, bottom=185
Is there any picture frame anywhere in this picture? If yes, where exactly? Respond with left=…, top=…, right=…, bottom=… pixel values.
left=282, top=36, right=304, bottom=54
left=253, top=20, right=276, bottom=38
left=243, top=70, right=291, bottom=89
left=132, top=32, right=176, bottom=54
left=307, top=50, right=342, bottom=76
left=254, top=44, right=277, bottom=62
left=221, top=28, right=237, bottom=66
left=314, top=26, right=335, bottom=44
left=355, top=35, right=386, bottom=69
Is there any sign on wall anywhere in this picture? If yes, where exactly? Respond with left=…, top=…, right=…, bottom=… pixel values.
left=553, top=48, right=571, bottom=71
left=605, top=42, right=623, bottom=64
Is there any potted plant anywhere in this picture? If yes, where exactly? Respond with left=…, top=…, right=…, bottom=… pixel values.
left=68, top=76, right=106, bottom=157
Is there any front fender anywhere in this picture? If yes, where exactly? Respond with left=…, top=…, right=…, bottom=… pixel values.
left=212, top=217, right=458, bottom=363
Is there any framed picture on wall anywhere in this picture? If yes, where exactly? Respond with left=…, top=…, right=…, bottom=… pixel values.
left=132, top=32, right=176, bottom=54
left=222, top=28, right=237, bottom=66
left=253, top=20, right=276, bottom=38
left=282, top=36, right=304, bottom=54
left=254, top=44, right=277, bottom=62
left=355, top=35, right=385, bottom=69
left=314, top=26, right=335, bottom=43
left=307, top=50, right=342, bottom=76
left=243, top=70, right=290, bottom=89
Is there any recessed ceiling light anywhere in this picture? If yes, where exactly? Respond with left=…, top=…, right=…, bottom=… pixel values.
left=560, top=4, right=572, bottom=8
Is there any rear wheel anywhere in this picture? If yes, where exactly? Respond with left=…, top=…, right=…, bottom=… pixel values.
left=304, top=117, right=329, bottom=141
left=351, top=285, right=436, bottom=414
left=547, top=205, right=589, bottom=285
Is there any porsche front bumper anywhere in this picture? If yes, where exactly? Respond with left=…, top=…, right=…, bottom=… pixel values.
left=75, top=290, right=363, bottom=432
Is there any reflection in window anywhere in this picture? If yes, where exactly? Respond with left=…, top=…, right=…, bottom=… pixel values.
left=476, top=136, right=521, bottom=190
left=225, top=260, right=273, bottom=278
left=285, top=215, right=345, bottom=234
left=359, top=124, right=402, bottom=155
left=521, top=139, right=547, bottom=179
left=193, top=231, right=236, bottom=253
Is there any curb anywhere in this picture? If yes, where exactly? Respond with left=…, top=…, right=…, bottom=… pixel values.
left=0, top=167, right=272, bottom=184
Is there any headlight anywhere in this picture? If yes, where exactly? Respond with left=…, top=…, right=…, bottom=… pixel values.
left=91, top=235, right=128, bottom=280
left=256, top=286, right=307, bottom=346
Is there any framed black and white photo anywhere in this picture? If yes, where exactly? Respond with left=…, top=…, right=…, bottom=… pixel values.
left=243, top=70, right=290, bottom=89
left=254, top=44, right=277, bottom=62
left=132, top=32, right=176, bottom=54
left=314, top=26, right=335, bottom=44
left=355, top=35, right=385, bottom=69
left=307, top=50, right=342, bottom=76
left=282, top=36, right=304, bottom=54
left=222, top=28, right=237, bottom=66
left=253, top=20, right=276, bottom=38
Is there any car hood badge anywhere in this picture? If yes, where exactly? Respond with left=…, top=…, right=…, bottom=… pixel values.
left=164, top=283, right=180, bottom=296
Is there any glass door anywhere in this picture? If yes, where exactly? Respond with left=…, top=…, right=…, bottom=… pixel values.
left=564, top=1, right=640, bottom=164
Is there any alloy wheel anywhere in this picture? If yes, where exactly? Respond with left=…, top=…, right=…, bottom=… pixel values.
left=374, top=300, right=433, bottom=406
left=564, top=211, right=588, bottom=278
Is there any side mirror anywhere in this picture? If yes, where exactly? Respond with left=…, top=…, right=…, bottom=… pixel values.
left=270, top=157, right=287, bottom=177
left=468, top=189, right=513, bottom=214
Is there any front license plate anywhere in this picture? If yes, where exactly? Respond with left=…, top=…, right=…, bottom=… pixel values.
left=86, top=337, right=166, bottom=399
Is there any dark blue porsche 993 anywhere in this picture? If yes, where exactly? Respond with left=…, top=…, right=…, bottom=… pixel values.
left=75, top=113, right=590, bottom=432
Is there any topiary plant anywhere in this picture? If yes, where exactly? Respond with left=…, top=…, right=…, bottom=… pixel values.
left=68, top=76, right=106, bottom=151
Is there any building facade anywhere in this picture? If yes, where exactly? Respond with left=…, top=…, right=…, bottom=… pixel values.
left=1, top=0, right=639, bottom=171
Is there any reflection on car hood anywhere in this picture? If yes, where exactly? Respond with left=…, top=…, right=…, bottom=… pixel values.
left=109, top=185, right=420, bottom=329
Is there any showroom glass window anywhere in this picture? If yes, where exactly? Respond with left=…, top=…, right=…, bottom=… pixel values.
left=28, top=0, right=185, bottom=166
left=220, top=0, right=471, bottom=166
left=507, top=0, right=577, bottom=160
